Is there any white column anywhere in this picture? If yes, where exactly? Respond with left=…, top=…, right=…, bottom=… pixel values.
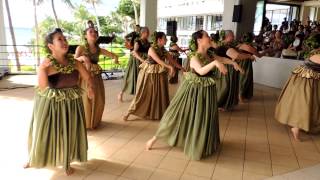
left=203, top=15, right=207, bottom=31
left=0, top=0, right=8, bottom=68
left=222, top=0, right=238, bottom=33
left=140, top=0, right=158, bottom=33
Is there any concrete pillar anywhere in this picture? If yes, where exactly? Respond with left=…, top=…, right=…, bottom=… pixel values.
left=222, top=0, right=258, bottom=39
left=300, top=6, right=310, bottom=25
left=316, top=7, right=320, bottom=21
left=140, top=0, right=157, bottom=33
left=236, top=0, right=258, bottom=38
left=203, top=15, right=207, bottom=30
left=0, top=0, right=8, bottom=67
left=222, top=0, right=238, bottom=33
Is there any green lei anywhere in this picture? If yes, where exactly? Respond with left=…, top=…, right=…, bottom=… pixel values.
left=153, top=44, right=167, bottom=60
left=189, top=52, right=210, bottom=65
left=47, top=54, right=75, bottom=74
left=84, top=42, right=100, bottom=61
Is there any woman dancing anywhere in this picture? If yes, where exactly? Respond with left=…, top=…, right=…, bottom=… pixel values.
left=123, top=31, right=175, bottom=121
left=25, top=28, right=94, bottom=175
left=75, top=21, right=119, bottom=129
left=275, top=34, right=320, bottom=141
left=118, top=27, right=150, bottom=102
left=146, top=30, right=227, bottom=160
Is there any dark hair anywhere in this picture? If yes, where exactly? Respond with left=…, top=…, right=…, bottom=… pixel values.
left=83, top=20, right=98, bottom=36
left=170, top=35, right=178, bottom=43
left=151, top=31, right=166, bottom=45
left=210, top=33, right=219, bottom=42
left=189, top=30, right=205, bottom=51
left=44, top=28, right=63, bottom=54
left=242, top=32, right=254, bottom=43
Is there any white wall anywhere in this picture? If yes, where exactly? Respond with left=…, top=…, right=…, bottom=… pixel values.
left=253, top=57, right=304, bottom=89
left=157, top=0, right=223, bottom=18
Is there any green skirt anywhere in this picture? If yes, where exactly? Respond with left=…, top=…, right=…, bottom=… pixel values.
left=28, top=87, right=88, bottom=170
left=156, top=72, right=220, bottom=160
left=215, top=64, right=239, bottom=110
left=239, top=60, right=253, bottom=99
left=275, top=66, right=320, bottom=133
left=122, top=54, right=140, bottom=95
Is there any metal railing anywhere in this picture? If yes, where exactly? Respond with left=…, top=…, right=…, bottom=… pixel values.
left=0, top=44, right=129, bottom=77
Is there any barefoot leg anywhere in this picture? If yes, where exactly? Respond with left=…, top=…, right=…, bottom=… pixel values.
left=118, top=92, right=123, bottom=102
left=239, top=95, right=245, bottom=103
left=123, top=113, right=130, bottom=121
left=23, top=162, right=30, bottom=169
left=65, top=167, right=74, bottom=176
left=146, top=136, right=157, bottom=150
left=291, top=127, right=300, bottom=141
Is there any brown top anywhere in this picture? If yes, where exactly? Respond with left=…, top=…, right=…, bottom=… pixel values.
left=48, top=70, right=79, bottom=88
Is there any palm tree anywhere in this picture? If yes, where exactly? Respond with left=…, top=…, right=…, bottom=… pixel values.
left=37, top=0, right=74, bottom=28
left=32, top=0, right=40, bottom=66
left=131, top=0, right=139, bottom=25
left=4, top=0, right=20, bottom=71
left=83, top=0, right=101, bottom=34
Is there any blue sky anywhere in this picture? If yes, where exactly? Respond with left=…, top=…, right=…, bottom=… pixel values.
left=3, top=0, right=120, bottom=28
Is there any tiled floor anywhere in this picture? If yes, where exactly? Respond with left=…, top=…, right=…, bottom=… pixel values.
left=1, top=75, right=320, bottom=180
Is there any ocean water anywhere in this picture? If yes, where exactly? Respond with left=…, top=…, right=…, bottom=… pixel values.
left=5, top=27, right=34, bottom=45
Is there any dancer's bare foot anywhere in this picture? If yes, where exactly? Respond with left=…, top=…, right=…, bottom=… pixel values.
left=291, top=127, right=301, bottom=142
left=218, top=108, right=226, bottom=112
left=123, top=113, right=130, bottom=121
left=146, top=136, right=157, bottom=150
left=118, top=92, right=123, bottom=102
left=65, top=167, right=74, bottom=176
left=23, top=163, right=30, bottom=169
left=239, top=95, right=246, bottom=103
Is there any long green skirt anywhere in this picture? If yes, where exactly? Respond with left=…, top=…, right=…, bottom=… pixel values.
left=122, top=54, right=140, bottom=94
left=215, top=64, right=239, bottom=110
left=239, top=60, right=253, bottom=99
left=28, top=87, right=88, bottom=170
left=275, top=66, right=320, bottom=133
left=156, top=72, right=220, bottom=160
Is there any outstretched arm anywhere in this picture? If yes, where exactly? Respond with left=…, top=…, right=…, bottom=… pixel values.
left=213, top=55, right=244, bottom=73
left=100, top=48, right=119, bottom=64
left=190, top=56, right=227, bottom=76
left=226, top=48, right=254, bottom=61
left=166, top=53, right=186, bottom=72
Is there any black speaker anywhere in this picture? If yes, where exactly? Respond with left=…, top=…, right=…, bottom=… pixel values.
left=167, top=21, right=177, bottom=36
left=232, top=5, right=242, bottom=22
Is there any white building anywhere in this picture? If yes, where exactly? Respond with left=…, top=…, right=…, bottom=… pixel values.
left=157, top=0, right=224, bottom=47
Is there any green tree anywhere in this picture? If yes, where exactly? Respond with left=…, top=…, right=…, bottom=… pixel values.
left=117, top=0, right=140, bottom=24
left=99, top=12, right=123, bottom=35
left=83, top=0, right=102, bottom=35
left=73, top=5, right=95, bottom=38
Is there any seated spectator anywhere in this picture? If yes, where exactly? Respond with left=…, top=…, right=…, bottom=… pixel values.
left=282, top=34, right=304, bottom=59
left=295, top=25, right=305, bottom=37
left=265, top=31, right=285, bottom=57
